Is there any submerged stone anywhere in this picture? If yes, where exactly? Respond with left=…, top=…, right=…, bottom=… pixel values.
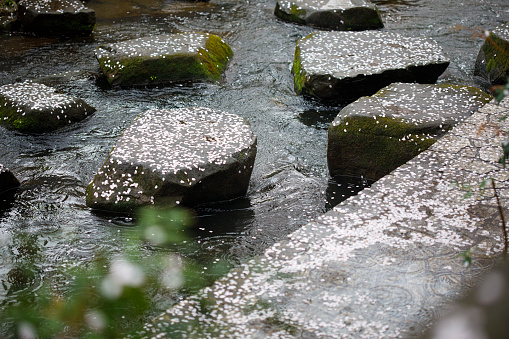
left=95, top=33, right=233, bottom=88
left=0, top=82, right=96, bottom=133
left=293, top=31, right=450, bottom=101
left=474, top=23, right=509, bottom=87
left=86, top=107, right=257, bottom=213
left=274, top=0, right=383, bottom=31
left=327, top=83, right=492, bottom=180
left=18, top=0, right=96, bottom=36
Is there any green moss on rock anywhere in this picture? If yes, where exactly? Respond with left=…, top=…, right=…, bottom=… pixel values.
left=0, top=97, right=45, bottom=132
left=0, top=82, right=96, bottom=133
left=274, top=3, right=307, bottom=25
left=96, top=33, right=233, bottom=88
left=475, top=24, right=509, bottom=85
left=327, top=116, right=435, bottom=180
left=292, top=46, right=305, bottom=94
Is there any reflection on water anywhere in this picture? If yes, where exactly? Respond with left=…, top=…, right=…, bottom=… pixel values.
left=0, top=0, right=508, bottom=333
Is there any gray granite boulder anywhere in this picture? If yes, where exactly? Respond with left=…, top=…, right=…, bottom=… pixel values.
left=0, top=82, right=96, bottom=133
left=474, top=23, right=509, bottom=87
left=0, top=164, right=20, bottom=196
left=86, top=107, right=257, bottom=213
left=327, top=83, right=492, bottom=180
left=0, top=0, right=18, bottom=32
left=95, top=33, right=233, bottom=88
left=275, top=0, right=383, bottom=31
left=18, top=0, right=96, bottom=36
left=293, top=31, right=450, bottom=101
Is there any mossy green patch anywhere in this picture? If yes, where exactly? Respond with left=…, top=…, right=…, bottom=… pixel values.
left=437, top=84, right=493, bottom=102
left=101, top=54, right=209, bottom=87
left=274, top=3, right=306, bottom=25
left=99, top=34, right=232, bottom=87
left=0, top=99, right=39, bottom=132
left=327, top=116, right=436, bottom=180
left=292, top=46, right=306, bottom=95
left=197, top=34, right=233, bottom=81
left=482, top=32, right=509, bottom=84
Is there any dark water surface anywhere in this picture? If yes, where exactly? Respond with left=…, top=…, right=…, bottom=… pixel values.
left=0, top=0, right=508, bottom=331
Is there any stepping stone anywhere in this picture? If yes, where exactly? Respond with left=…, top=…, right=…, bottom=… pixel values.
left=327, top=83, right=492, bottom=180
left=95, top=33, right=233, bottom=88
left=293, top=31, right=450, bottom=101
left=86, top=107, right=257, bottom=213
left=18, top=0, right=96, bottom=36
left=0, top=82, right=96, bottom=133
left=275, top=0, right=383, bottom=31
left=474, top=23, right=509, bottom=87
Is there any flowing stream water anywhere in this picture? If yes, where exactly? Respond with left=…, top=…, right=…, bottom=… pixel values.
left=0, top=0, right=508, bottom=334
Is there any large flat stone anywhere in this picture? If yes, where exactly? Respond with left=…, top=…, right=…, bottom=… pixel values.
left=0, top=82, right=96, bottom=133
left=18, top=0, right=96, bottom=36
left=274, top=0, right=383, bottom=31
left=327, top=83, right=492, bottom=180
left=95, top=33, right=233, bottom=88
left=86, top=107, right=257, bottom=213
left=293, top=31, right=450, bottom=101
left=474, top=23, right=509, bottom=87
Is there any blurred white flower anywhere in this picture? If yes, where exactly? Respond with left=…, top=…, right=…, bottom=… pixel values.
left=85, top=310, right=106, bottom=331
left=101, top=259, right=145, bottom=299
left=18, top=322, right=37, bottom=339
left=161, top=254, right=184, bottom=290
left=144, top=225, right=167, bottom=245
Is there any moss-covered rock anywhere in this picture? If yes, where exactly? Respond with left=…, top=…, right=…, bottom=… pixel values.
left=0, top=82, right=96, bottom=133
left=0, top=0, right=18, bottom=32
left=86, top=107, right=257, bottom=214
left=327, top=83, right=492, bottom=180
left=95, top=33, right=233, bottom=88
left=275, top=0, right=383, bottom=31
left=474, top=23, right=509, bottom=87
left=293, top=31, right=450, bottom=102
left=18, top=0, right=95, bottom=36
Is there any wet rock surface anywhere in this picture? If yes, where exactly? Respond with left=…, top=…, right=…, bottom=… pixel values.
left=327, top=83, right=493, bottom=180
left=293, top=31, right=450, bottom=101
left=0, top=164, right=20, bottom=213
left=0, top=164, right=20, bottom=195
left=274, top=0, right=383, bottom=31
left=86, top=107, right=257, bottom=213
left=423, top=259, right=509, bottom=339
left=146, top=99, right=509, bottom=337
left=474, top=23, right=509, bottom=88
left=18, top=0, right=96, bottom=36
left=0, top=81, right=96, bottom=133
left=95, top=33, right=233, bottom=88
